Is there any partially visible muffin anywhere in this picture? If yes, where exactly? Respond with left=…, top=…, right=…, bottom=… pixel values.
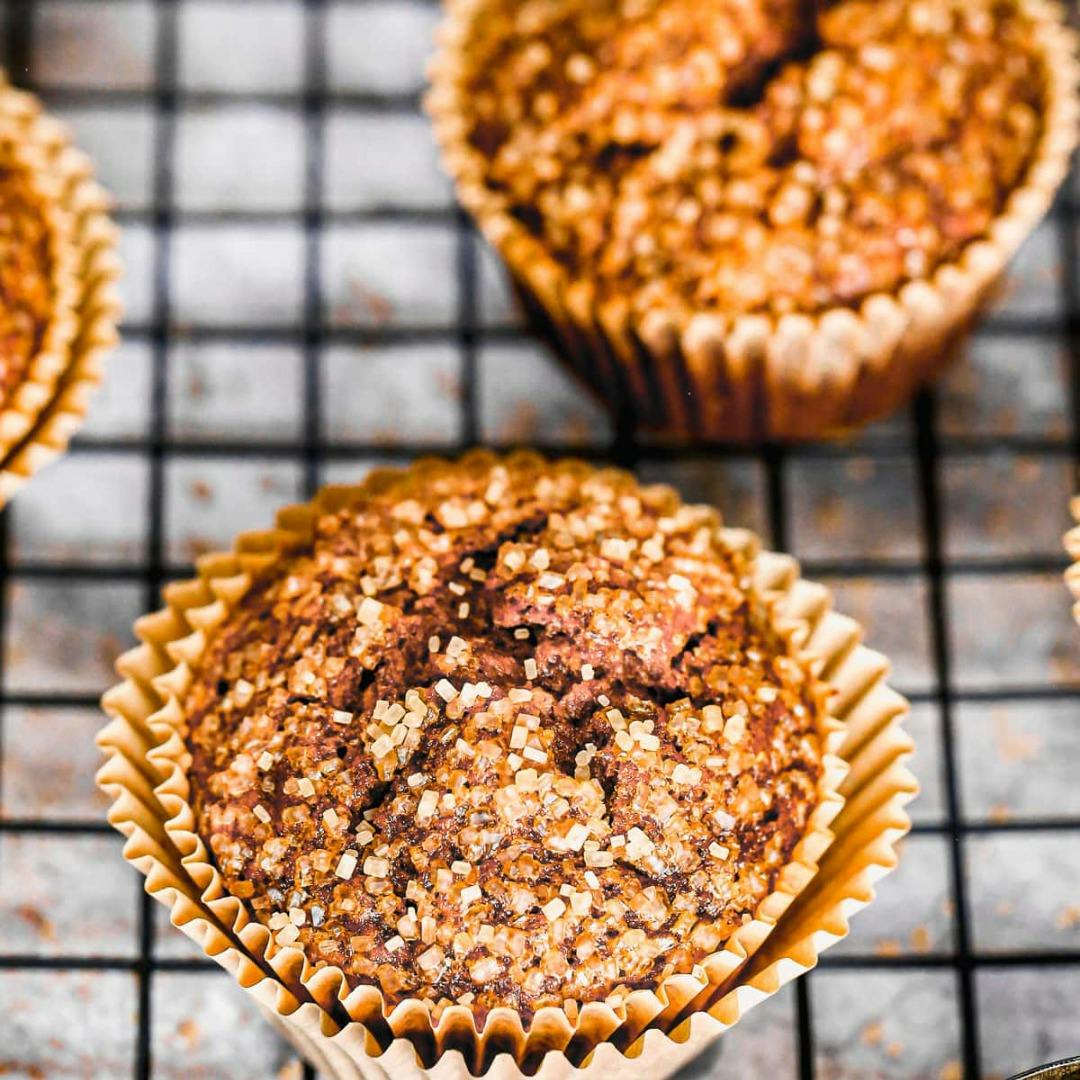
left=0, top=154, right=55, bottom=405
left=0, top=79, right=121, bottom=497
left=182, top=456, right=827, bottom=1020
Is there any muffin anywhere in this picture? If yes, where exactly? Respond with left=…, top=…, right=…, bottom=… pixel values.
left=0, top=77, right=120, bottom=499
left=100, top=454, right=916, bottom=1078
left=429, top=0, right=1079, bottom=440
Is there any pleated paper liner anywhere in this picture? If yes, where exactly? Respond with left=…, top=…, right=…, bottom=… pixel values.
left=1066, top=495, right=1080, bottom=626
left=427, top=0, right=1080, bottom=442
left=98, top=455, right=915, bottom=1078
left=0, top=74, right=120, bottom=466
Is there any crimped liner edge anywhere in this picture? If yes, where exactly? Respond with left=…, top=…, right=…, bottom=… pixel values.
left=1065, top=495, right=1080, bottom=626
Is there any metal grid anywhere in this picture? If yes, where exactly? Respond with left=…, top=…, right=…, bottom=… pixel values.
left=0, top=1, right=1077, bottom=1077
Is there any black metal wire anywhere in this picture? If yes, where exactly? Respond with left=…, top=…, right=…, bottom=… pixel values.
left=1061, top=195, right=1080, bottom=471
left=457, top=212, right=481, bottom=446
left=301, top=0, right=328, bottom=503
left=761, top=451, right=822, bottom=1080
left=131, top=2, right=181, bottom=1076
left=0, top=3, right=1076, bottom=1079
left=913, top=389, right=982, bottom=1078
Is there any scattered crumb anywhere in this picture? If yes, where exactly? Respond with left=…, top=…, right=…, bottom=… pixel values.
left=433, top=367, right=462, bottom=403
left=861, top=1020, right=884, bottom=1046
left=1055, top=905, right=1080, bottom=931
left=503, top=401, right=541, bottom=442
left=939, top=1062, right=962, bottom=1080
left=177, top=1018, right=201, bottom=1050
left=988, top=802, right=1012, bottom=823
left=996, top=900, right=1015, bottom=918
left=844, top=459, right=876, bottom=484
left=885, top=1041, right=904, bottom=1059
left=992, top=712, right=1042, bottom=763
left=183, top=538, right=217, bottom=560
left=909, top=925, right=932, bottom=953
left=812, top=496, right=844, bottom=538
left=188, top=479, right=213, bottom=503
left=186, top=371, right=207, bottom=400
left=874, top=938, right=902, bottom=957
left=341, top=278, right=394, bottom=327
left=15, top=905, right=55, bottom=942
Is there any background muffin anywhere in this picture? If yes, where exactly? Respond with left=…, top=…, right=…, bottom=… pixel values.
left=430, top=0, right=1079, bottom=439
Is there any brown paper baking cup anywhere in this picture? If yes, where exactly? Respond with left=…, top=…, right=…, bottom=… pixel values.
left=0, top=73, right=121, bottom=487
left=427, top=0, right=1080, bottom=442
left=98, top=454, right=916, bottom=1078
left=1065, top=495, right=1080, bottom=626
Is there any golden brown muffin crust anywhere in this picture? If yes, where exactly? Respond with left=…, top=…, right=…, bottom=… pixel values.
left=183, top=457, right=825, bottom=1020
left=462, top=0, right=1047, bottom=317
left=0, top=157, right=53, bottom=402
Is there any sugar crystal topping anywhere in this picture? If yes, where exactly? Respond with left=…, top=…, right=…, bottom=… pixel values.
left=461, top=0, right=1047, bottom=317
left=184, top=456, right=825, bottom=1018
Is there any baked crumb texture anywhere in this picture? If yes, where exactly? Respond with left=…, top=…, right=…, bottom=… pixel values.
left=465, top=0, right=1043, bottom=316
left=430, top=0, right=1078, bottom=439
left=182, top=455, right=832, bottom=1024
left=0, top=157, right=53, bottom=402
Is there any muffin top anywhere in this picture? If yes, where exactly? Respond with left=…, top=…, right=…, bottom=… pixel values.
left=461, top=0, right=1047, bottom=317
left=183, top=456, right=825, bottom=1020
left=0, top=156, right=53, bottom=402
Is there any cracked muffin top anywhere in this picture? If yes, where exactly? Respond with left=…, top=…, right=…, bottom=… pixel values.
left=183, top=455, right=826, bottom=1021
left=0, top=156, right=53, bottom=403
left=461, top=0, right=1048, bottom=317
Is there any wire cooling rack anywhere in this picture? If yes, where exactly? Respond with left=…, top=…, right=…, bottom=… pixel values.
left=0, top=1, right=1077, bottom=1077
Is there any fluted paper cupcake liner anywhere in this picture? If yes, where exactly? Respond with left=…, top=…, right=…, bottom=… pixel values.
left=1065, top=495, right=1080, bottom=626
left=0, top=74, right=121, bottom=496
left=99, top=454, right=916, bottom=1078
left=427, top=0, right=1079, bottom=442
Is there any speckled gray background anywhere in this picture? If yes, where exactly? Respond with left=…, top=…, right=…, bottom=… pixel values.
left=0, top=2, right=1077, bottom=1078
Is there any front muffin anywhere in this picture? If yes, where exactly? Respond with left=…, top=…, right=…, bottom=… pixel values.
left=183, top=457, right=828, bottom=1020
